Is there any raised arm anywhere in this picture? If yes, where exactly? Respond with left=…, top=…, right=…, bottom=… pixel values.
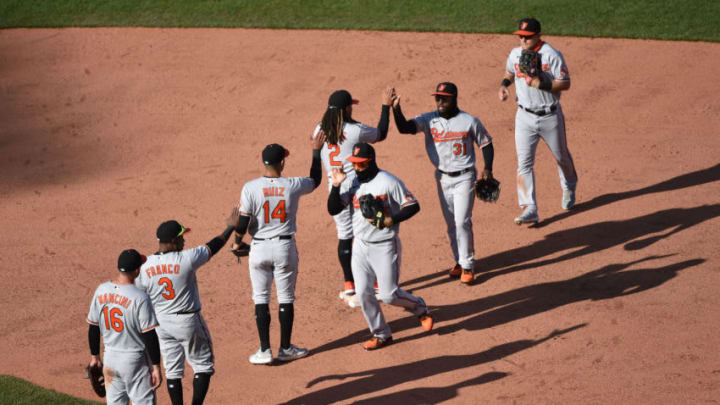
left=391, top=92, right=417, bottom=134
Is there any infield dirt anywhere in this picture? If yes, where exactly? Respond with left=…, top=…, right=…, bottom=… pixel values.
left=1, top=28, right=719, bottom=404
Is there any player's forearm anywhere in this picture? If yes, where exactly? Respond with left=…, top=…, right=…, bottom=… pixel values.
left=391, top=202, right=420, bottom=224
left=88, top=324, right=101, bottom=356
left=481, top=143, right=494, bottom=171
left=376, top=105, right=391, bottom=141
left=141, top=329, right=161, bottom=365
left=206, top=225, right=236, bottom=256
left=392, top=105, right=417, bottom=134
left=309, top=149, right=322, bottom=189
left=327, top=186, right=344, bottom=215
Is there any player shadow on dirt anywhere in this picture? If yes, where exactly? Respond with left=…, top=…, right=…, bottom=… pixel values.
left=535, top=163, right=720, bottom=229
left=281, top=325, right=583, bottom=405
left=393, top=256, right=703, bottom=347
left=402, top=203, right=719, bottom=292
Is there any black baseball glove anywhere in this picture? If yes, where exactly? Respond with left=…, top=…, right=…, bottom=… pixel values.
left=518, top=49, right=541, bottom=78
left=475, top=177, right=501, bottom=203
left=230, top=241, right=250, bottom=263
left=86, top=364, right=106, bottom=398
left=358, top=194, right=386, bottom=229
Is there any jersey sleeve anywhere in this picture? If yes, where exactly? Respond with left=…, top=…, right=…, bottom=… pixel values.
left=389, top=177, right=418, bottom=208
left=412, top=113, right=429, bottom=134
left=292, top=177, right=316, bottom=196
left=238, top=184, right=254, bottom=217
left=136, top=295, right=159, bottom=333
left=86, top=288, right=100, bottom=325
left=189, top=245, right=211, bottom=269
left=358, top=123, right=379, bottom=143
left=549, top=51, right=570, bottom=81
left=506, top=51, right=516, bottom=74
left=472, top=118, right=492, bottom=148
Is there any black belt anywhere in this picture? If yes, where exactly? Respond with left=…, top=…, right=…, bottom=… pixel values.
left=519, top=104, right=557, bottom=116
left=253, top=235, right=292, bottom=241
left=438, top=167, right=474, bottom=177
left=176, top=309, right=200, bottom=315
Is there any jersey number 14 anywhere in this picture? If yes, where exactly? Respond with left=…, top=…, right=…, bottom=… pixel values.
left=263, top=200, right=287, bottom=223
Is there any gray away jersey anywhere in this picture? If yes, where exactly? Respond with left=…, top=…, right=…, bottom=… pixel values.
left=412, top=110, right=492, bottom=173
left=136, top=246, right=211, bottom=315
left=340, top=170, right=418, bottom=242
left=87, top=282, right=159, bottom=353
left=313, top=122, right=379, bottom=192
left=506, top=41, right=570, bottom=110
left=238, top=176, right=315, bottom=239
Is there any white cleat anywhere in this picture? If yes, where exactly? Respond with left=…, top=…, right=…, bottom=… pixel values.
left=249, top=348, right=273, bottom=365
left=562, top=190, right=576, bottom=210
left=514, top=207, right=539, bottom=225
left=277, top=345, right=309, bottom=362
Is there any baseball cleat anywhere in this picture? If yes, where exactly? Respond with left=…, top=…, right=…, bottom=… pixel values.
left=460, top=268, right=474, bottom=284
left=562, top=190, right=575, bottom=210
left=249, top=348, right=273, bottom=365
left=419, top=314, right=434, bottom=331
left=343, top=281, right=356, bottom=296
left=514, top=207, right=539, bottom=225
left=277, top=345, right=309, bottom=361
left=448, top=263, right=462, bottom=278
left=363, top=336, right=393, bottom=351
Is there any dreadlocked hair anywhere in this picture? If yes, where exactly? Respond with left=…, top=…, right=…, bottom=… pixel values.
left=321, top=107, right=356, bottom=145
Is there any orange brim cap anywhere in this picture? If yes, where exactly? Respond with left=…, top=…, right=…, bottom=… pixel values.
left=347, top=156, right=371, bottom=163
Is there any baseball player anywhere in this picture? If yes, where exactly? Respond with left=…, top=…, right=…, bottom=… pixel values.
left=327, top=142, right=433, bottom=350
left=313, top=88, right=393, bottom=303
left=498, top=17, right=578, bottom=224
left=230, top=137, right=323, bottom=364
left=391, top=82, right=494, bottom=284
left=86, top=249, right=162, bottom=405
left=134, top=210, right=241, bottom=405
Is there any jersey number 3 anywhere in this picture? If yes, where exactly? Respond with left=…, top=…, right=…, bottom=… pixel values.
left=158, top=277, right=176, bottom=300
left=262, top=200, right=287, bottom=223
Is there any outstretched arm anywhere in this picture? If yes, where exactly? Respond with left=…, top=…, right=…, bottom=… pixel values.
left=327, top=168, right=347, bottom=216
left=206, top=207, right=241, bottom=256
left=375, top=86, right=394, bottom=141
left=391, top=94, right=417, bottom=134
left=309, top=131, right=325, bottom=189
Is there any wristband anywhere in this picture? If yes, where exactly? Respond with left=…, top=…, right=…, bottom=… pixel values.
left=538, top=78, right=552, bottom=91
left=501, top=78, right=512, bottom=87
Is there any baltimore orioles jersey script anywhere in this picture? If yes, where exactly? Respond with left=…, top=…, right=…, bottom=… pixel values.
left=412, top=110, right=492, bottom=173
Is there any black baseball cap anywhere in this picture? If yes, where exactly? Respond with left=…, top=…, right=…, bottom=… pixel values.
left=328, top=90, right=359, bottom=109
left=514, top=17, right=541, bottom=36
left=157, top=220, right=191, bottom=243
left=431, top=82, right=458, bottom=97
left=346, top=142, right=375, bottom=163
left=118, top=249, right=147, bottom=272
left=262, top=143, right=290, bottom=165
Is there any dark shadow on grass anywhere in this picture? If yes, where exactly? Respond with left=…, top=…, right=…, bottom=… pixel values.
left=282, top=326, right=583, bottom=405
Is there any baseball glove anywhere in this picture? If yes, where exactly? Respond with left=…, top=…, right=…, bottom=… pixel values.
left=358, top=194, right=386, bottom=229
left=475, top=177, right=501, bottom=203
left=518, top=49, right=541, bottom=80
left=230, top=241, right=250, bottom=263
left=86, top=364, right=106, bottom=398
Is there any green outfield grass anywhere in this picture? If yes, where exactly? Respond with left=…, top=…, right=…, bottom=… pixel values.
left=0, top=0, right=717, bottom=41
left=0, top=375, right=102, bottom=405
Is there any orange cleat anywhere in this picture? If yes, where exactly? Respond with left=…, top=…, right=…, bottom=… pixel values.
left=460, top=268, right=474, bottom=284
left=363, top=336, right=393, bottom=351
left=448, top=263, right=462, bottom=278
left=419, top=314, right=434, bottom=331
